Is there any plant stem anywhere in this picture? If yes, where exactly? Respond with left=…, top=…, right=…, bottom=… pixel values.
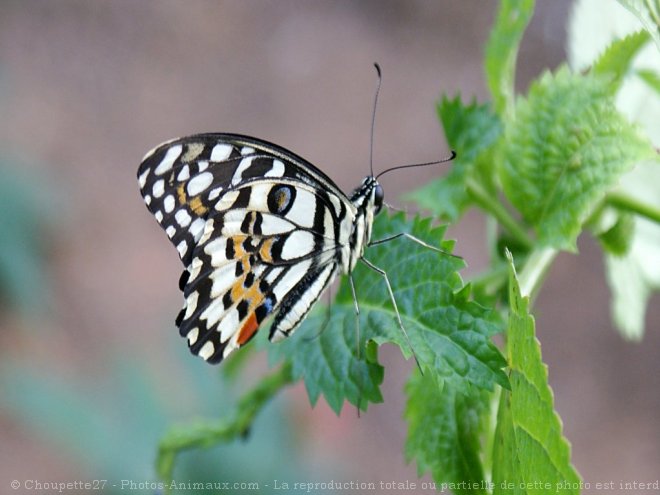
left=466, top=177, right=534, bottom=250
left=644, top=0, right=660, bottom=27
left=157, top=362, right=293, bottom=484
left=518, top=246, right=558, bottom=300
left=606, top=191, right=660, bottom=225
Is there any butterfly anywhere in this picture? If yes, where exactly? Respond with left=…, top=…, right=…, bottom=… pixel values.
left=137, top=67, right=455, bottom=365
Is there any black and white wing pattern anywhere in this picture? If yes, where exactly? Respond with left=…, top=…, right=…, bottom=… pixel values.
left=137, top=134, right=362, bottom=363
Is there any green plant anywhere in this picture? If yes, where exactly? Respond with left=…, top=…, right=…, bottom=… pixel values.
left=156, top=0, right=659, bottom=493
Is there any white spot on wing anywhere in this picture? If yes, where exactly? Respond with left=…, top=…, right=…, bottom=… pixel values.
left=204, top=237, right=228, bottom=265
left=175, top=209, right=192, bottom=227
left=144, top=195, right=152, bottom=205
left=152, top=179, right=165, bottom=198
left=208, top=186, right=223, bottom=201
left=231, top=157, right=254, bottom=186
left=218, top=309, right=240, bottom=343
left=245, top=183, right=271, bottom=210
left=177, top=165, right=190, bottom=181
left=240, top=146, right=255, bottom=156
left=210, top=263, right=240, bottom=296
left=285, top=188, right=317, bottom=228
left=163, top=195, right=175, bottom=213
left=184, top=291, right=199, bottom=319
left=187, top=172, right=214, bottom=196
left=281, top=230, right=315, bottom=260
left=186, top=327, right=199, bottom=345
left=138, top=168, right=150, bottom=188
left=176, top=240, right=188, bottom=258
left=198, top=160, right=209, bottom=172
left=323, top=209, right=335, bottom=240
left=189, top=218, right=206, bottom=241
left=265, top=267, right=284, bottom=284
left=198, top=218, right=215, bottom=244
left=165, top=226, right=176, bottom=238
left=215, top=190, right=239, bottom=211
left=201, top=297, right=226, bottom=327
left=189, top=257, right=203, bottom=282
left=154, top=144, right=183, bottom=175
left=198, top=341, right=215, bottom=361
left=265, top=159, right=285, bottom=177
left=154, top=211, right=163, bottom=223
left=210, top=143, right=233, bottom=161
left=223, top=340, right=239, bottom=359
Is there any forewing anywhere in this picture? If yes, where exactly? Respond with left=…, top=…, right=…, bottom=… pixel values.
left=137, top=133, right=349, bottom=265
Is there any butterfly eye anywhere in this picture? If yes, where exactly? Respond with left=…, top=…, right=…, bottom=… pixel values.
left=374, top=184, right=384, bottom=214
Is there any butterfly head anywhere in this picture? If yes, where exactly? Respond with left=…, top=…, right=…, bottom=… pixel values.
left=350, top=176, right=384, bottom=216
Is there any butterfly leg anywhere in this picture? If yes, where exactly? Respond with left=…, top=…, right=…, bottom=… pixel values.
left=349, top=274, right=361, bottom=361
left=349, top=273, right=366, bottom=417
left=360, top=257, right=423, bottom=374
left=369, top=232, right=462, bottom=260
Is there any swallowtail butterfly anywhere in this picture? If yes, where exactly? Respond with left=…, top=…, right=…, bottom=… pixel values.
left=137, top=66, right=454, bottom=364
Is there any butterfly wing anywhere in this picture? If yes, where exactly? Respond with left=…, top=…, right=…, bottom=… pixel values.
left=179, top=213, right=340, bottom=363
left=137, top=133, right=348, bottom=265
left=138, top=134, right=354, bottom=363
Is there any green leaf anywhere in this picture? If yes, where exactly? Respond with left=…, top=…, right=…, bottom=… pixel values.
left=405, top=372, right=490, bottom=495
left=406, top=95, right=502, bottom=220
left=637, top=68, right=660, bottom=94
left=269, top=213, right=509, bottom=413
left=271, top=309, right=386, bottom=414
left=616, top=0, right=660, bottom=52
left=492, top=252, right=581, bottom=494
left=597, top=211, right=635, bottom=256
left=485, top=0, right=536, bottom=116
left=499, top=67, right=655, bottom=251
left=592, top=30, right=650, bottom=91
left=604, top=161, right=660, bottom=340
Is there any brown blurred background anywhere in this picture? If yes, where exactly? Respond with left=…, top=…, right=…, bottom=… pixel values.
left=0, top=1, right=658, bottom=493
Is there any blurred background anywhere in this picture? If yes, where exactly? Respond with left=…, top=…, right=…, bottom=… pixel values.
left=0, top=1, right=658, bottom=493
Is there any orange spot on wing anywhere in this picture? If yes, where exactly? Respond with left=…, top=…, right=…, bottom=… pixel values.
left=177, top=182, right=207, bottom=215
left=189, top=196, right=208, bottom=215
left=237, top=312, right=259, bottom=345
left=231, top=279, right=245, bottom=302
left=259, top=238, right=274, bottom=263
left=233, top=237, right=246, bottom=257
left=177, top=183, right=187, bottom=204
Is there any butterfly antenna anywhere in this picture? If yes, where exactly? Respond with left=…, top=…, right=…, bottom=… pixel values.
left=376, top=151, right=456, bottom=179
left=370, top=63, right=382, bottom=178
